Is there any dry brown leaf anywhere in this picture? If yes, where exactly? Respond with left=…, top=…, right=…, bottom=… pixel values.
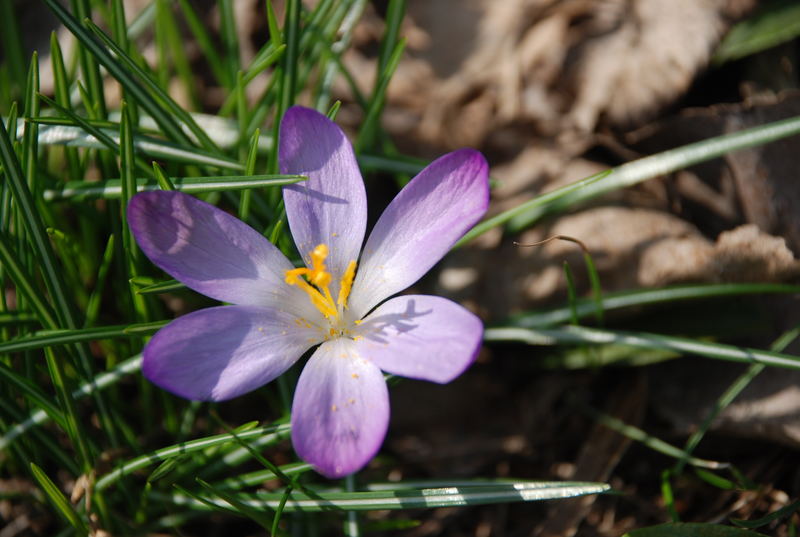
left=407, top=0, right=756, bottom=148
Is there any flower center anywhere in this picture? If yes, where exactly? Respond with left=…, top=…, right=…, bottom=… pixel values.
left=284, top=244, right=357, bottom=328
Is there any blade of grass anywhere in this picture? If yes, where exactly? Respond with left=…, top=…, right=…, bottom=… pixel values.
left=460, top=114, right=800, bottom=245
left=507, top=283, right=800, bottom=328
left=177, top=0, right=230, bottom=88
left=49, top=32, right=82, bottom=181
left=0, top=355, right=143, bottom=450
left=84, top=18, right=221, bottom=153
left=44, top=174, right=306, bottom=200
left=30, top=462, right=89, bottom=534
left=484, top=325, right=800, bottom=370
left=95, top=424, right=292, bottom=492
left=157, top=480, right=611, bottom=512
left=31, top=122, right=242, bottom=170
left=43, top=0, right=196, bottom=149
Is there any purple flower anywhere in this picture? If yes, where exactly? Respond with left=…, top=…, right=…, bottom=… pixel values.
left=128, top=106, right=489, bottom=478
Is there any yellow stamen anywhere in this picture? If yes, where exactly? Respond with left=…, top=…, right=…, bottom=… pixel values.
left=337, top=260, right=357, bottom=308
left=285, top=243, right=357, bottom=322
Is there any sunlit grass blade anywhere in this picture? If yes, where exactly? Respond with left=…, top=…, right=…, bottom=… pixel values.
left=506, top=283, right=800, bottom=328
left=38, top=94, right=154, bottom=176
left=32, top=122, right=242, bottom=170
left=158, top=480, right=611, bottom=512
left=485, top=325, right=800, bottom=370
left=460, top=114, right=800, bottom=244
left=45, top=174, right=306, bottom=201
left=30, top=462, right=90, bottom=534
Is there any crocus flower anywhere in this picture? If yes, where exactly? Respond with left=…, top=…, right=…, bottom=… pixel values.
left=128, top=106, right=489, bottom=477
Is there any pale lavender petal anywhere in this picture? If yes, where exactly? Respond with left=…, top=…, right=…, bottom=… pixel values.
left=348, top=149, right=489, bottom=318
left=143, top=306, right=323, bottom=401
left=128, top=191, right=317, bottom=318
left=280, top=106, right=367, bottom=297
left=353, top=295, right=482, bottom=383
left=291, top=338, right=389, bottom=478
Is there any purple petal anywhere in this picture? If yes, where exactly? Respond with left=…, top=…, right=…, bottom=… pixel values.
left=291, top=338, right=389, bottom=478
left=348, top=149, right=489, bottom=318
left=128, top=191, right=314, bottom=315
left=353, top=295, right=482, bottom=383
left=143, top=305, right=322, bottom=401
left=280, top=106, right=367, bottom=297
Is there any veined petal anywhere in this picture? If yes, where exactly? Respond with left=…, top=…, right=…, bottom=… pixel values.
left=348, top=149, right=489, bottom=318
left=280, top=106, right=367, bottom=297
left=353, top=295, right=482, bottom=383
left=143, top=306, right=322, bottom=401
left=129, top=191, right=316, bottom=318
left=291, top=338, right=389, bottom=478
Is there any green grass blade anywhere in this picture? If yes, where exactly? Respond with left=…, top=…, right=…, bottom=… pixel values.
left=731, top=498, right=800, bottom=529
left=95, top=424, right=292, bottom=492
left=485, top=325, right=800, bottom=370
left=157, top=480, right=611, bottom=512
left=43, top=0, right=194, bottom=148
left=714, top=0, right=800, bottom=64
left=37, top=94, right=152, bottom=177
left=196, top=478, right=274, bottom=531
left=219, top=0, right=241, bottom=87
left=83, top=18, right=221, bottom=153
left=32, top=122, right=242, bottom=170
left=44, top=174, right=306, bottom=200
left=49, top=32, right=82, bottom=181
left=22, top=53, right=40, bottom=192
left=30, top=462, right=89, bottom=533
left=0, top=321, right=167, bottom=354
left=69, top=0, right=107, bottom=119
left=0, top=113, right=79, bottom=331
left=0, top=1, right=26, bottom=99
left=355, top=38, right=406, bottom=152
left=576, top=400, right=726, bottom=469
left=507, top=283, right=800, bottom=328
left=624, top=522, right=765, bottom=537
left=460, top=113, right=800, bottom=244
left=0, top=230, right=59, bottom=328
left=0, top=355, right=143, bottom=451
left=674, top=324, right=800, bottom=474
left=177, top=0, right=230, bottom=88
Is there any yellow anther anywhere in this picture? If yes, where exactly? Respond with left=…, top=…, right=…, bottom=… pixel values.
left=337, top=260, right=357, bottom=308
left=285, top=243, right=357, bottom=322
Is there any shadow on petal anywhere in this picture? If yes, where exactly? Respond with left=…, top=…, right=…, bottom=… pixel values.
left=356, top=298, right=433, bottom=344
